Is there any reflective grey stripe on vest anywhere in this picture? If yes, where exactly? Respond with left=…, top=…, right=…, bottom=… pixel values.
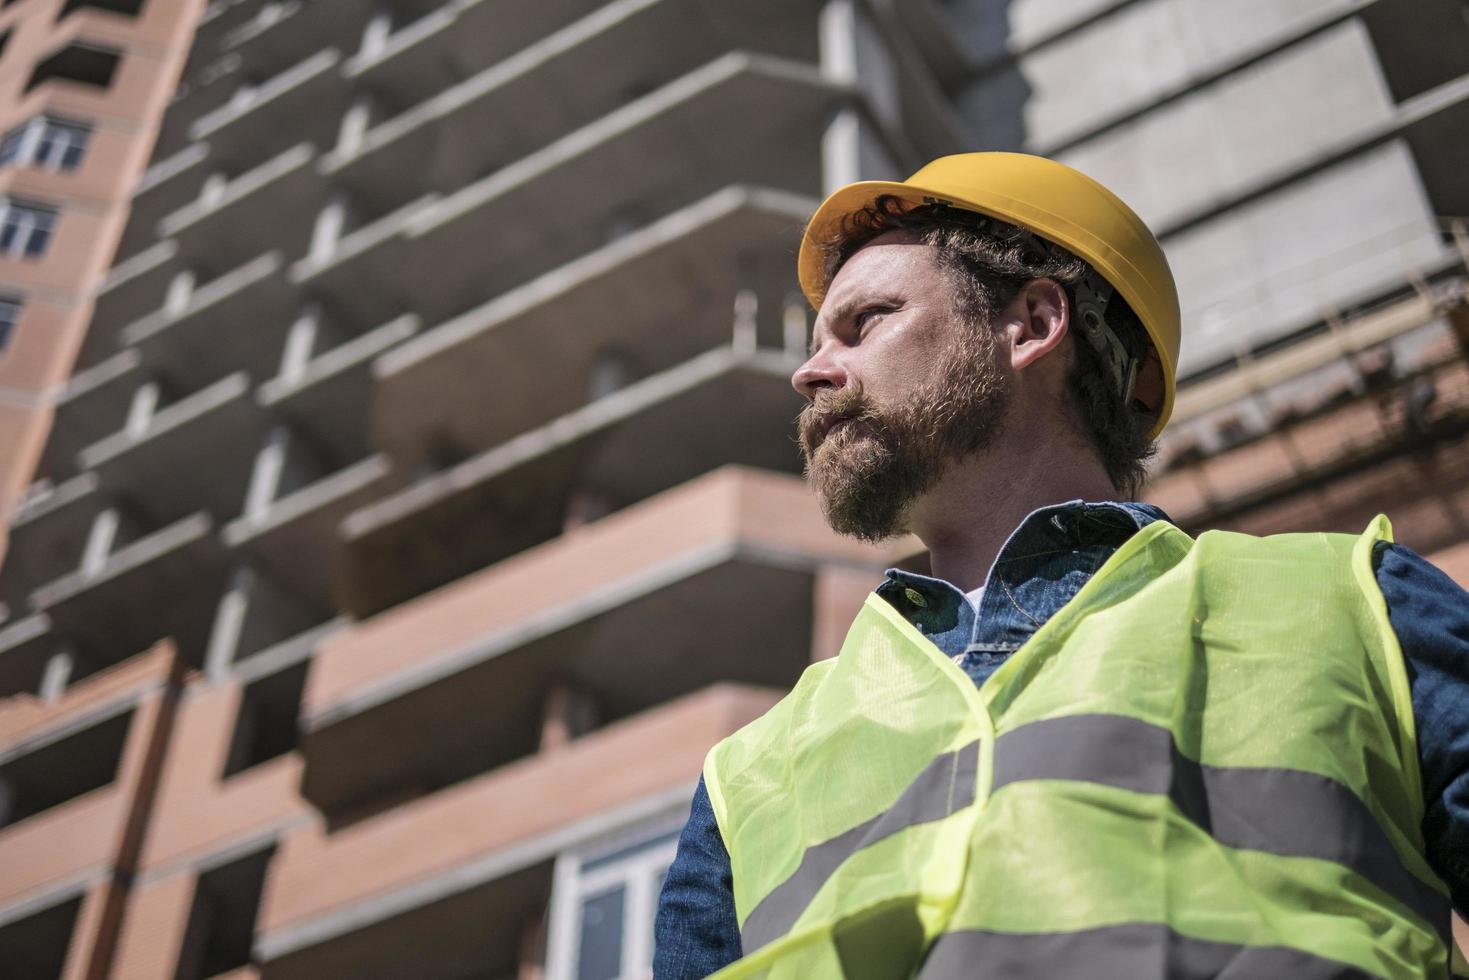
left=916, top=925, right=1376, bottom=979
left=740, top=739, right=980, bottom=952
left=993, top=713, right=1451, bottom=942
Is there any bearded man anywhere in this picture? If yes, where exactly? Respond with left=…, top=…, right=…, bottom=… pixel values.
left=653, top=153, right=1469, bottom=979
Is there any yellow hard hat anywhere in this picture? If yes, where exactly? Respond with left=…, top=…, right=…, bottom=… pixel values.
left=797, top=152, right=1182, bottom=438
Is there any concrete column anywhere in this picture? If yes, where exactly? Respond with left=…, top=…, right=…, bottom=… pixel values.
left=822, top=109, right=863, bottom=194
left=39, top=647, right=74, bottom=701
left=125, top=381, right=161, bottom=438
left=278, top=304, right=321, bottom=383
left=309, top=192, right=353, bottom=264
left=244, top=426, right=292, bottom=520
left=200, top=171, right=228, bottom=208
left=81, top=508, right=121, bottom=576
left=819, top=0, right=859, bottom=84
left=229, top=82, right=259, bottom=111
left=360, top=9, right=393, bottom=58
left=337, top=94, right=375, bottom=157
left=732, top=290, right=758, bottom=354
left=784, top=294, right=809, bottom=357
left=205, top=565, right=256, bottom=682
left=164, top=270, right=196, bottom=316
left=587, top=348, right=637, bottom=400
left=820, top=0, right=909, bottom=128
left=818, top=0, right=900, bottom=188
left=205, top=564, right=319, bottom=677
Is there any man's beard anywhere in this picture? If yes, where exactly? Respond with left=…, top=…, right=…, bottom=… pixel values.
left=797, top=326, right=1009, bottom=541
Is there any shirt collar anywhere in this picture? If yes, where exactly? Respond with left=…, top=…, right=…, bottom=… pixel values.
left=877, top=500, right=1170, bottom=655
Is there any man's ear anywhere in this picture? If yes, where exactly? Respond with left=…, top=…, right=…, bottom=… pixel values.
left=1005, top=278, right=1070, bottom=374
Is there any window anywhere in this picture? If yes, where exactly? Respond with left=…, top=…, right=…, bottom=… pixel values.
left=547, top=822, right=682, bottom=980
left=0, top=296, right=21, bottom=352
left=0, top=200, right=56, bottom=258
left=25, top=43, right=121, bottom=92
left=0, top=116, right=91, bottom=171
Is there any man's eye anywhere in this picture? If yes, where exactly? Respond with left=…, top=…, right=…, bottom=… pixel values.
left=855, top=309, right=886, bottom=330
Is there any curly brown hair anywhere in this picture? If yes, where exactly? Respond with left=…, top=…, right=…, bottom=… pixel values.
left=823, top=196, right=1157, bottom=496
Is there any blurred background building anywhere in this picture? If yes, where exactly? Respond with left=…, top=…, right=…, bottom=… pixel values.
left=0, top=0, right=1466, bottom=977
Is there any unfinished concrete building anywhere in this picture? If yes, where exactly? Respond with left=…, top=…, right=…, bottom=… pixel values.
left=1, top=0, right=1467, bottom=977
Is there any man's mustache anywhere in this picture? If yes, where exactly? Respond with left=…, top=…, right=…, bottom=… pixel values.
left=799, top=386, right=876, bottom=455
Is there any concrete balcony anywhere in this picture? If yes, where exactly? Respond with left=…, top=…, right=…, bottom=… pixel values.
left=0, top=615, right=58, bottom=700
left=309, top=466, right=887, bottom=821
left=1149, top=351, right=1469, bottom=535
left=374, top=184, right=813, bottom=462
left=134, top=142, right=212, bottom=209
left=341, top=345, right=807, bottom=615
left=223, top=455, right=393, bottom=612
left=38, top=350, right=146, bottom=484
left=87, top=241, right=179, bottom=360
left=29, top=514, right=224, bottom=667
left=258, top=313, right=419, bottom=462
left=1061, top=47, right=1469, bottom=249
left=258, top=684, right=782, bottom=979
left=79, top=372, right=264, bottom=523
left=219, top=0, right=374, bottom=82
left=2, top=474, right=103, bottom=615
left=327, top=0, right=821, bottom=219
left=159, top=143, right=322, bottom=271
left=119, top=255, right=293, bottom=393
left=288, top=194, right=437, bottom=328
left=341, top=2, right=464, bottom=118
left=189, top=49, right=346, bottom=173
left=0, top=643, right=174, bottom=915
left=117, top=143, right=213, bottom=260
left=42, top=351, right=143, bottom=474
left=345, top=0, right=632, bottom=116
left=391, top=51, right=841, bottom=325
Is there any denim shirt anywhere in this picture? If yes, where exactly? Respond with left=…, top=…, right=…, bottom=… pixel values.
left=653, top=501, right=1469, bottom=978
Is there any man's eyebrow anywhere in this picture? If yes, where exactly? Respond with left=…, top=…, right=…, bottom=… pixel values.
left=807, top=300, right=852, bottom=356
left=808, top=294, right=899, bottom=355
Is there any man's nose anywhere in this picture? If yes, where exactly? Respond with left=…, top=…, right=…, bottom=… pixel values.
left=791, top=348, right=847, bottom=401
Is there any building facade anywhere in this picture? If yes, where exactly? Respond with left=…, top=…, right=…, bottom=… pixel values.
left=0, top=0, right=206, bottom=573
left=0, top=0, right=1466, bottom=977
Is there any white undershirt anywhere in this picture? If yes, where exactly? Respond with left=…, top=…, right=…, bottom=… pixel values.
left=966, top=585, right=986, bottom=614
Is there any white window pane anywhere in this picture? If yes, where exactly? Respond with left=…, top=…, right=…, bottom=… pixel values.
left=577, top=886, right=625, bottom=980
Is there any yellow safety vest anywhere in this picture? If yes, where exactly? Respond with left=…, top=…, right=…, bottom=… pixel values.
left=703, top=518, right=1452, bottom=979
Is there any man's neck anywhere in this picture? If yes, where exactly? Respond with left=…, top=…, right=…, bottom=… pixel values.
left=903, top=434, right=1119, bottom=592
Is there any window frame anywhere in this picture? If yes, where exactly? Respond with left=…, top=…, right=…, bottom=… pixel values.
left=0, top=115, right=92, bottom=172
left=546, top=808, right=686, bottom=980
left=0, top=198, right=58, bottom=258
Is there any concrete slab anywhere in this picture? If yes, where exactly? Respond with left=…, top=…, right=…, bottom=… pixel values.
left=160, top=142, right=322, bottom=272
left=79, top=372, right=265, bottom=525
left=259, top=314, right=419, bottom=462
left=397, top=52, right=841, bottom=326
left=339, top=347, right=806, bottom=616
left=224, top=454, right=392, bottom=611
left=121, top=253, right=294, bottom=392
left=373, top=184, right=814, bottom=462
